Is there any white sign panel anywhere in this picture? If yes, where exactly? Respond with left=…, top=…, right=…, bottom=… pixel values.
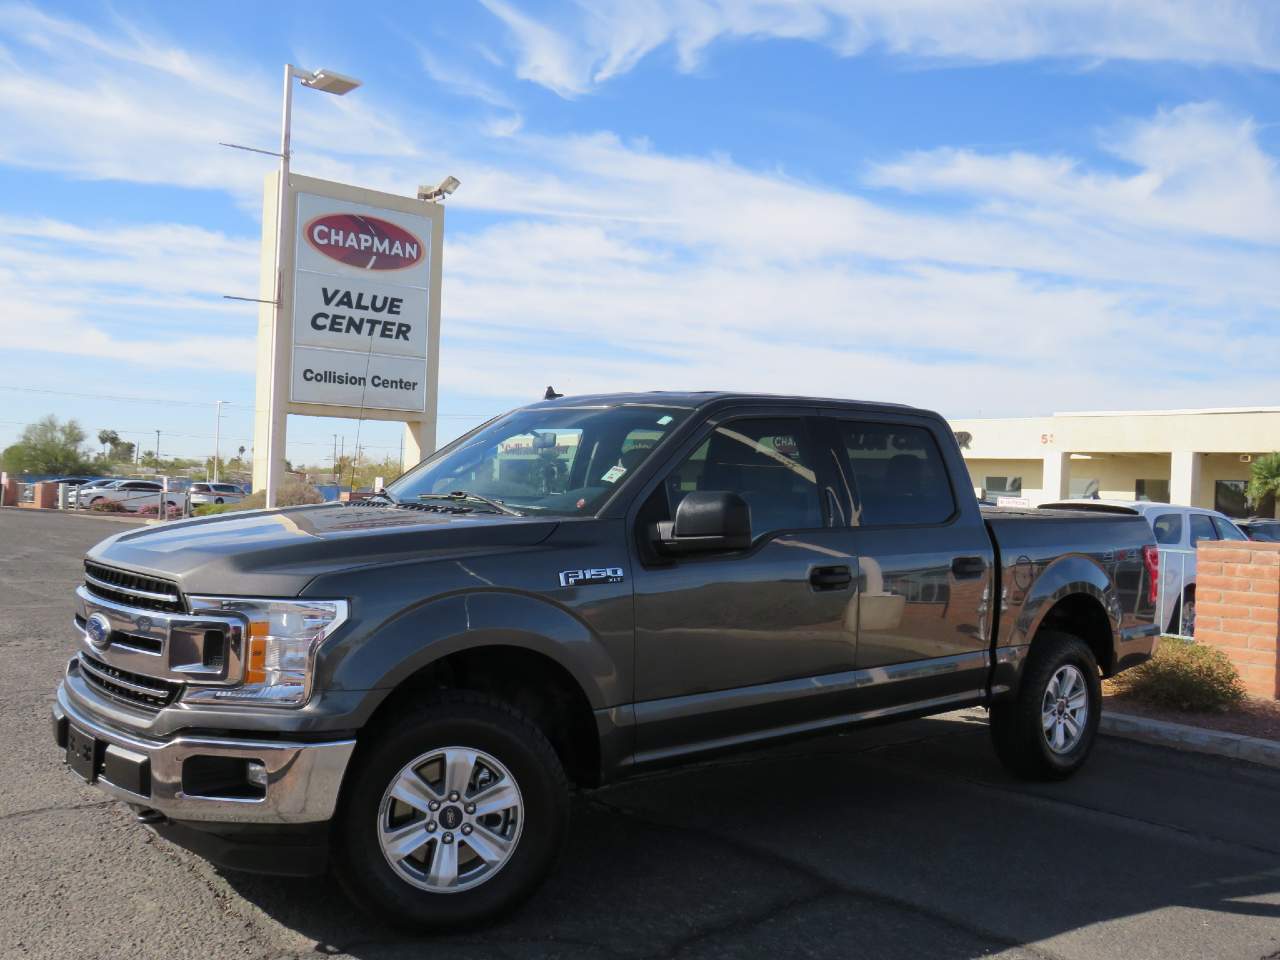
left=290, top=193, right=433, bottom=410
left=291, top=347, right=428, bottom=412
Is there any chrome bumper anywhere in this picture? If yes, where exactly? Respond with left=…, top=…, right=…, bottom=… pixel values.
left=53, top=680, right=355, bottom=824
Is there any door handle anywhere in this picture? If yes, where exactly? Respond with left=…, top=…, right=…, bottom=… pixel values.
left=810, top=564, right=852, bottom=591
left=951, top=556, right=987, bottom=580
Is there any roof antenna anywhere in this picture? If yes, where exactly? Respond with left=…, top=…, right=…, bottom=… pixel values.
left=543, top=386, right=563, bottom=400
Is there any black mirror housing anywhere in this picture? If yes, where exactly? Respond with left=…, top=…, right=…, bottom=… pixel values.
left=656, top=491, right=752, bottom=554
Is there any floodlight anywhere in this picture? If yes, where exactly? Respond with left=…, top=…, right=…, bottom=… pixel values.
left=418, top=176, right=461, bottom=201
left=302, top=69, right=361, bottom=96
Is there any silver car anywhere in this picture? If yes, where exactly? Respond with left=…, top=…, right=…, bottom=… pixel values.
left=189, top=482, right=246, bottom=506
left=1040, top=500, right=1247, bottom=636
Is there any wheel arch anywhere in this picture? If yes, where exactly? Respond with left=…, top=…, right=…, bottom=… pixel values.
left=335, top=591, right=622, bottom=788
left=1009, top=555, right=1120, bottom=684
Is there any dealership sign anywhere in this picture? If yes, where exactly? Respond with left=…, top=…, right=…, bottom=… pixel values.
left=290, top=193, right=434, bottom=412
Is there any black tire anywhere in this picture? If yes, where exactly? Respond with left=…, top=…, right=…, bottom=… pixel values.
left=333, top=691, right=569, bottom=931
left=214, top=497, right=224, bottom=504
left=989, top=631, right=1101, bottom=781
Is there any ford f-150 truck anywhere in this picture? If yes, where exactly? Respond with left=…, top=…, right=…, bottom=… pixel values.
left=52, top=392, right=1160, bottom=929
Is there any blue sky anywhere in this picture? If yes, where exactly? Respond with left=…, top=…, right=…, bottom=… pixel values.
left=1, top=1, right=1278, bottom=469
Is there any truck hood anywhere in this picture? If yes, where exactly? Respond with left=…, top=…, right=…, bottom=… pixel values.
left=87, top=502, right=560, bottom=597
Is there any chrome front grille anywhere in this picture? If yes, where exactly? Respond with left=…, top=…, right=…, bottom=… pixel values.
left=78, top=653, right=182, bottom=711
left=83, top=561, right=184, bottom=613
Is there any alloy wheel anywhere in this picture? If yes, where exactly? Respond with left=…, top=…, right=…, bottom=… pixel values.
left=376, top=746, right=523, bottom=894
left=1041, top=664, right=1089, bottom=754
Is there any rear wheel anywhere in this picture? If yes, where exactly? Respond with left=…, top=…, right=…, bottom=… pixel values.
left=333, top=692, right=569, bottom=930
left=990, top=631, right=1101, bottom=780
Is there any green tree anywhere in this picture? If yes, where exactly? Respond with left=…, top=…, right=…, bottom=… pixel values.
left=97, top=429, right=120, bottom=455
left=2, top=416, right=98, bottom=475
left=1247, top=452, right=1280, bottom=516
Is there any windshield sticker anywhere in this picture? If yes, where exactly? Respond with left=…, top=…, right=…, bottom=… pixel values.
left=601, top=465, right=627, bottom=484
left=656, top=415, right=673, bottom=425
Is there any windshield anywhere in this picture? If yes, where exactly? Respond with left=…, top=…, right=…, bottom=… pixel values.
left=388, top=404, right=691, bottom=516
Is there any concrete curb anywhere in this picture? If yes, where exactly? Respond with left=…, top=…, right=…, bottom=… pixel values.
left=1101, top=710, right=1280, bottom=769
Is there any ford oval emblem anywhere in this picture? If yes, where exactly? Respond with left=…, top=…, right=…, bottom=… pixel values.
left=85, top=612, right=112, bottom=650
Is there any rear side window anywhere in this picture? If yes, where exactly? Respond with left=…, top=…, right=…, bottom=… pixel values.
left=1189, top=513, right=1216, bottom=544
left=835, top=422, right=955, bottom=526
left=1212, top=516, right=1248, bottom=541
left=1152, top=513, right=1182, bottom=545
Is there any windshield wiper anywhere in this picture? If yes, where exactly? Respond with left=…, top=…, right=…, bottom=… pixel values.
left=366, top=488, right=400, bottom=505
left=416, top=491, right=522, bottom=516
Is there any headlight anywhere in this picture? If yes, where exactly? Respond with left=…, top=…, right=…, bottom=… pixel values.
left=183, top=597, right=348, bottom=707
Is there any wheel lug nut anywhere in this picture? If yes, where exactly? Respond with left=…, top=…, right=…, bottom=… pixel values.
left=448, top=792, right=460, bottom=802
left=461, top=824, right=473, bottom=835
left=442, top=832, right=454, bottom=844
left=426, top=821, right=437, bottom=832
left=428, top=800, right=440, bottom=811
left=464, top=803, right=476, bottom=815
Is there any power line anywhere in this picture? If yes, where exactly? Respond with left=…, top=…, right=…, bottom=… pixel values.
left=0, top=383, right=489, bottom=419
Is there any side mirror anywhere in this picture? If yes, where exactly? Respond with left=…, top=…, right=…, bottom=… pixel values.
left=655, top=491, right=752, bottom=554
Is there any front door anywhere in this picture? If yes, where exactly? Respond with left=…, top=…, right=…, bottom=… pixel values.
left=630, top=414, right=860, bottom=761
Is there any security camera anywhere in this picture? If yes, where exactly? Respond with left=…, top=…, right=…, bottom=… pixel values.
left=418, top=176, right=461, bottom=201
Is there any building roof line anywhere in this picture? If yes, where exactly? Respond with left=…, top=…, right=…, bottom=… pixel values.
left=1051, top=406, right=1280, bottom=418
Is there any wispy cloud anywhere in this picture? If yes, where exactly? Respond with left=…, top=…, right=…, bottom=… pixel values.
left=480, top=0, right=1280, bottom=97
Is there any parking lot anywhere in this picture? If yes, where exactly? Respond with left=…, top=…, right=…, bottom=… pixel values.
left=2, top=508, right=1278, bottom=960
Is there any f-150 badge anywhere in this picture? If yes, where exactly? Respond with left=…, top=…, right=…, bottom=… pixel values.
left=559, top=567, right=625, bottom=587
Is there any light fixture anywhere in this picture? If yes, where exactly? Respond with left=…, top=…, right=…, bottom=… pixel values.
left=418, top=175, right=461, bottom=201
left=301, top=69, right=361, bottom=96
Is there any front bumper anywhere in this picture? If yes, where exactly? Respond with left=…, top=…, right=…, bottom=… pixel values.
left=52, top=680, right=355, bottom=825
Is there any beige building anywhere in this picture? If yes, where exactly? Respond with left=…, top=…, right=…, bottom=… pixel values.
left=948, top=407, right=1280, bottom=517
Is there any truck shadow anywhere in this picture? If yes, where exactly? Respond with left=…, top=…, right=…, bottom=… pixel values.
left=221, top=715, right=1280, bottom=959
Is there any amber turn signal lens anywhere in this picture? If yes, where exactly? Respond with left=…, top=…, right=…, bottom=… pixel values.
left=245, top=621, right=269, bottom=684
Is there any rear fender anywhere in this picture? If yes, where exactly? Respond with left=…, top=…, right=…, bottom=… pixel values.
left=993, top=555, right=1119, bottom=697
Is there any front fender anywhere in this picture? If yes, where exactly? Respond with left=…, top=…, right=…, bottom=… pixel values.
left=324, top=590, right=622, bottom=711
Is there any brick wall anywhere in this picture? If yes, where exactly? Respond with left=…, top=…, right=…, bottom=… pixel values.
left=1195, top=541, right=1280, bottom=699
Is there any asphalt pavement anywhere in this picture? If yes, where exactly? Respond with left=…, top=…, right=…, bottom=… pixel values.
left=2, top=508, right=1278, bottom=960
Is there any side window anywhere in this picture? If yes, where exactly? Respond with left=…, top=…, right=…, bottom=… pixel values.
left=1212, top=516, right=1248, bottom=541
left=667, top=418, right=822, bottom=538
left=836, top=422, right=955, bottom=526
left=1152, top=513, right=1183, bottom=545
left=1189, top=513, right=1216, bottom=544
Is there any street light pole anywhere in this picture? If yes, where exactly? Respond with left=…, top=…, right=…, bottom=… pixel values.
left=263, top=65, right=361, bottom=510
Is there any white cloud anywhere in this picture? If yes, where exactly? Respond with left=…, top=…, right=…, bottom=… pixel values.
left=480, top=0, right=1280, bottom=97
left=869, top=103, right=1280, bottom=244
left=0, top=217, right=257, bottom=370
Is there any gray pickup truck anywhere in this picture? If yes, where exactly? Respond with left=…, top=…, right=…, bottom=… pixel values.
left=52, top=392, right=1160, bottom=928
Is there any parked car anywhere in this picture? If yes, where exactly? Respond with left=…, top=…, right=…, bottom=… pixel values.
left=80, top=479, right=183, bottom=514
left=1040, top=500, right=1247, bottom=635
left=55, top=392, right=1159, bottom=929
left=189, top=482, right=245, bottom=506
left=1238, top=518, right=1280, bottom=543
left=75, top=478, right=122, bottom=507
left=48, top=476, right=97, bottom=487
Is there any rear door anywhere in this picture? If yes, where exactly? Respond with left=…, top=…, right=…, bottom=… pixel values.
left=819, top=412, right=995, bottom=711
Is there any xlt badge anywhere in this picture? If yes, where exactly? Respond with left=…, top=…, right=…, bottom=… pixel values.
left=559, top=567, right=624, bottom=588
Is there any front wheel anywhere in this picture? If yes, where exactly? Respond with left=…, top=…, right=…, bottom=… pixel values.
left=990, top=631, right=1101, bottom=780
left=333, top=692, right=569, bottom=930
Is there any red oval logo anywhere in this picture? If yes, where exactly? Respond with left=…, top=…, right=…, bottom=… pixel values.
left=304, top=213, right=424, bottom=271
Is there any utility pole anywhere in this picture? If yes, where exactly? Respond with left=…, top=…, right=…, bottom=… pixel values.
left=155, top=430, right=161, bottom=468
left=213, top=401, right=226, bottom=483
left=332, top=434, right=338, bottom=478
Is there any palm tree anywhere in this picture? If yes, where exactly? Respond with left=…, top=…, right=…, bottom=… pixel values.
left=97, top=429, right=119, bottom=456
left=1247, top=452, right=1280, bottom=517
